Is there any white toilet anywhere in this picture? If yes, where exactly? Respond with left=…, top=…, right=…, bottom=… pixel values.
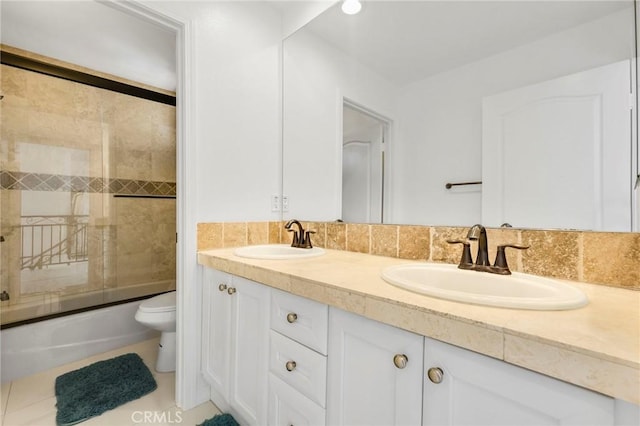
left=135, top=291, right=176, bottom=372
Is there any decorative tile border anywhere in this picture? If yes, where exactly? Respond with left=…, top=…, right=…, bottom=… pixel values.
left=197, top=221, right=639, bottom=291
left=0, top=171, right=176, bottom=196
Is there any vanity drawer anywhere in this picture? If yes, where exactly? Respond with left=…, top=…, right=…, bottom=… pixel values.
left=269, top=330, right=327, bottom=407
left=271, top=289, right=328, bottom=355
left=268, top=373, right=326, bottom=426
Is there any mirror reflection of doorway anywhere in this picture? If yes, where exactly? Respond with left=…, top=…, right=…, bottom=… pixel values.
left=342, top=103, right=388, bottom=223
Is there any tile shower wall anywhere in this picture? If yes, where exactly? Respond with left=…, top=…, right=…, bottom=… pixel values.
left=0, top=54, right=176, bottom=325
left=197, top=222, right=639, bottom=290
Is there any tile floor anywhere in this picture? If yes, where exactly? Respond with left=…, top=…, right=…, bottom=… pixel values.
left=0, top=338, right=221, bottom=426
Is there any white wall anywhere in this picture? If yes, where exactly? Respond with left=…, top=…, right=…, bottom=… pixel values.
left=1, top=1, right=176, bottom=91
left=278, top=0, right=335, bottom=39
left=137, top=1, right=283, bottom=410
left=283, top=29, right=397, bottom=221
left=392, top=9, right=634, bottom=226
left=143, top=1, right=282, bottom=224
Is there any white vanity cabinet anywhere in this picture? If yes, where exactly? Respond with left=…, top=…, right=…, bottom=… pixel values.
left=423, top=337, right=616, bottom=426
left=268, top=289, right=329, bottom=426
left=201, top=268, right=637, bottom=426
left=201, top=268, right=270, bottom=426
left=326, top=308, right=424, bottom=425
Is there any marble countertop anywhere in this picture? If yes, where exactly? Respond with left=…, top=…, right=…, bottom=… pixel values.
left=197, top=248, right=640, bottom=404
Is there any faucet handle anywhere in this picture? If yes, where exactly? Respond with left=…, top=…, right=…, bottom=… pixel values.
left=301, top=230, right=316, bottom=248
left=446, top=239, right=473, bottom=269
left=493, top=244, right=529, bottom=274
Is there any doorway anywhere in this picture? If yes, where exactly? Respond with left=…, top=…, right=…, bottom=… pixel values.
left=342, top=102, right=388, bottom=223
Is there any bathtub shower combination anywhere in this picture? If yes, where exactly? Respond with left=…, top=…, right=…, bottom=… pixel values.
left=0, top=50, right=177, bottom=381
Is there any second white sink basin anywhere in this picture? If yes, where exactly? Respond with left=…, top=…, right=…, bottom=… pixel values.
left=381, top=263, right=588, bottom=310
left=234, top=244, right=325, bottom=260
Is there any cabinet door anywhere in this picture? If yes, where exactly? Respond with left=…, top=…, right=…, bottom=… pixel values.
left=228, top=276, right=271, bottom=426
left=201, top=268, right=232, bottom=404
left=327, top=308, right=423, bottom=426
left=423, top=337, right=615, bottom=426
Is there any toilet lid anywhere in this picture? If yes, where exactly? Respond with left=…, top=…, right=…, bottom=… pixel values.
left=139, top=291, right=176, bottom=313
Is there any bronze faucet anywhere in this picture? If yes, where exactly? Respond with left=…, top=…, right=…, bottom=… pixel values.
left=284, top=219, right=315, bottom=249
left=447, top=224, right=529, bottom=275
left=467, top=224, right=490, bottom=267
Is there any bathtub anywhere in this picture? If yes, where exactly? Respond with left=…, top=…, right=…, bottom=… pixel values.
left=1, top=300, right=158, bottom=383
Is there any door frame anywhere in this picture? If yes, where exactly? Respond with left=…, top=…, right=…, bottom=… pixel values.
left=104, top=0, right=204, bottom=409
left=340, top=98, right=392, bottom=223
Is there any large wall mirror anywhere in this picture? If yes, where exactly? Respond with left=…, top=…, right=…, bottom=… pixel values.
left=282, top=0, right=639, bottom=232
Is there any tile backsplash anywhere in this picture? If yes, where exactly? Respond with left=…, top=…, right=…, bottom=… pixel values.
left=197, top=221, right=639, bottom=290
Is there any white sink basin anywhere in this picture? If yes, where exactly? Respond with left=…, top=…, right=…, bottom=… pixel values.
left=234, top=244, right=325, bottom=260
left=381, top=263, right=588, bottom=310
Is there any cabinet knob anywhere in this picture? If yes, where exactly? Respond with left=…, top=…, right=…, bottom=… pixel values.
left=285, top=361, right=297, bottom=372
left=393, top=354, right=408, bottom=369
left=427, top=367, right=444, bottom=384
left=286, top=312, right=298, bottom=323
left=227, top=287, right=236, bottom=295
left=218, top=284, right=227, bottom=292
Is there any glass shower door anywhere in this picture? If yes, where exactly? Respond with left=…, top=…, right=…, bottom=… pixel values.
left=0, top=56, right=176, bottom=327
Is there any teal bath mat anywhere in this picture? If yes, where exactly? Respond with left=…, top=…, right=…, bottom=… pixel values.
left=198, top=413, right=240, bottom=426
left=55, top=353, right=157, bottom=426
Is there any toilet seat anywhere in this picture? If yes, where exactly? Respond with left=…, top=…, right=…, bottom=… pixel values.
left=138, top=291, right=176, bottom=313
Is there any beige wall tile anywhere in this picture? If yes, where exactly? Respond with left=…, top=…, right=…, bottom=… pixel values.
left=485, top=228, right=522, bottom=272
left=115, top=198, right=149, bottom=225
left=112, top=148, right=153, bottom=181
left=371, top=224, right=398, bottom=257
left=326, top=223, right=346, bottom=250
left=521, top=230, right=579, bottom=281
left=115, top=252, right=153, bottom=287
left=223, top=222, right=247, bottom=247
left=116, top=223, right=154, bottom=256
left=398, top=225, right=430, bottom=260
left=269, top=221, right=282, bottom=244
left=104, top=96, right=156, bottom=152
left=247, top=222, right=269, bottom=245
left=346, top=223, right=370, bottom=253
left=195, top=221, right=640, bottom=290
left=28, top=111, right=103, bottom=153
left=0, top=106, right=29, bottom=146
left=152, top=199, right=176, bottom=225
left=305, top=222, right=326, bottom=248
left=430, top=227, right=469, bottom=263
left=152, top=244, right=176, bottom=282
left=26, top=69, right=102, bottom=122
left=1, top=64, right=28, bottom=98
left=583, top=232, right=640, bottom=289
left=151, top=223, right=176, bottom=252
left=151, top=149, right=176, bottom=182
left=197, top=223, right=223, bottom=251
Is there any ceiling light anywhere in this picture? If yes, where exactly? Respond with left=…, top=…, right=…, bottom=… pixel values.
left=342, top=0, right=362, bottom=15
